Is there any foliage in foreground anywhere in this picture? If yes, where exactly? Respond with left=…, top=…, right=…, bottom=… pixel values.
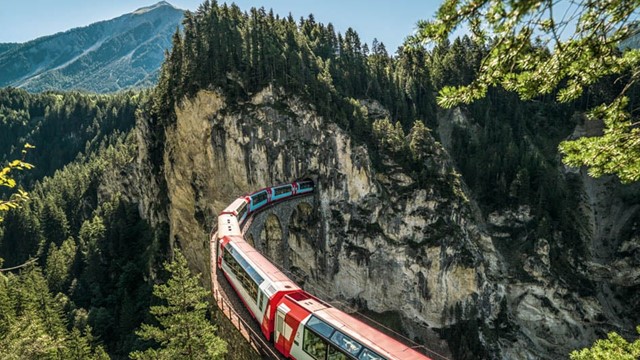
left=570, top=327, right=640, bottom=360
left=130, top=250, right=227, bottom=360
left=0, top=143, right=34, bottom=222
left=413, top=0, right=640, bottom=183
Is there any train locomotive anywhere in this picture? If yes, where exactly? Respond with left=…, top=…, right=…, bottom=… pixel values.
left=216, top=179, right=431, bottom=360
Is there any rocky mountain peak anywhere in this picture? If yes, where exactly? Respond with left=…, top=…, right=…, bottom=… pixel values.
left=133, top=1, right=176, bottom=15
left=0, top=2, right=184, bottom=93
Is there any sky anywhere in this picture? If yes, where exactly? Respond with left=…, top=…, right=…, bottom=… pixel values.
left=0, top=0, right=443, bottom=53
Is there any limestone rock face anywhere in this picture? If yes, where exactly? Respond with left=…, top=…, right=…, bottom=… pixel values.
left=135, top=88, right=639, bottom=359
left=439, top=110, right=640, bottom=359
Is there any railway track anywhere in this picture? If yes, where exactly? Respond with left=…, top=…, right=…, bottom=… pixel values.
left=208, top=186, right=440, bottom=360
left=210, top=229, right=286, bottom=359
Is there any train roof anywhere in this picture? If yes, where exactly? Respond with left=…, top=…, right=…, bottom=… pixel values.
left=218, top=213, right=241, bottom=237
left=317, top=308, right=430, bottom=360
left=228, top=238, right=301, bottom=294
left=221, top=197, right=247, bottom=214
left=284, top=292, right=431, bottom=360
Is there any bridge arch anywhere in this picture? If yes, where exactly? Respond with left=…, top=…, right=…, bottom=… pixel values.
left=210, top=183, right=437, bottom=360
left=245, top=195, right=314, bottom=270
left=260, top=213, right=283, bottom=265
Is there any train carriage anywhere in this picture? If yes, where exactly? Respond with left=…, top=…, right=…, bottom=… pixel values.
left=271, top=184, right=294, bottom=201
left=295, top=180, right=314, bottom=195
left=217, top=213, right=241, bottom=239
left=218, top=235, right=303, bottom=340
left=215, top=179, right=430, bottom=360
left=275, top=292, right=430, bottom=360
left=249, top=189, right=270, bottom=212
left=221, top=197, right=250, bottom=225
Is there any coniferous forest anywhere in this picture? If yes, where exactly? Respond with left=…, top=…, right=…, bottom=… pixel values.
left=1, top=1, right=639, bottom=359
left=0, top=89, right=161, bottom=357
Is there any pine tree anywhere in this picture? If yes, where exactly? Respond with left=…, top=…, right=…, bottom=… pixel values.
left=408, top=120, right=431, bottom=162
left=0, top=266, right=107, bottom=360
left=63, top=327, right=110, bottom=360
left=129, top=250, right=226, bottom=360
left=45, top=236, right=77, bottom=293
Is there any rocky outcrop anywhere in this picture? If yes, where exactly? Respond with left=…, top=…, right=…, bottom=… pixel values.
left=144, top=87, right=483, bottom=358
left=438, top=110, right=640, bottom=359
left=136, top=87, right=639, bottom=359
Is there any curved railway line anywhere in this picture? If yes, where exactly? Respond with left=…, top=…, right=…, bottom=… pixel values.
left=210, top=230, right=286, bottom=359
left=209, top=181, right=445, bottom=360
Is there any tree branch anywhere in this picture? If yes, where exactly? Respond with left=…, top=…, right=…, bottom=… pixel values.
left=0, top=258, right=39, bottom=272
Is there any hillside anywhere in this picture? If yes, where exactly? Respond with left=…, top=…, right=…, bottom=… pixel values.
left=0, top=43, right=18, bottom=55
left=0, top=2, right=639, bottom=360
left=0, top=2, right=183, bottom=93
left=621, top=26, right=640, bottom=49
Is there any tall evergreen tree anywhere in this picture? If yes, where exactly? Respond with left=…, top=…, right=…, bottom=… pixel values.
left=129, top=250, right=226, bottom=360
left=0, top=266, right=108, bottom=360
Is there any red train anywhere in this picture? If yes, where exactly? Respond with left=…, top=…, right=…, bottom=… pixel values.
left=216, top=180, right=432, bottom=360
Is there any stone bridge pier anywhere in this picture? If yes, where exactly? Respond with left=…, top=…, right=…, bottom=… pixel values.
left=245, top=194, right=318, bottom=282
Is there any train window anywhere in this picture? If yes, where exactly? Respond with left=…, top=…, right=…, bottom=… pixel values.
left=327, top=345, right=350, bottom=360
left=274, top=186, right=291, bottom=196
left=252, top=191, right=268, bottom=204
left=236, top=201, right=247, bottom=220
left=303, top=328, right=328, bottom=360
left=358, top=349, right=385, bottom=360
left=307, top=316, right=335, bottom=338
left=232, top=248, right=264, bottom=284
left=330, top=331, right=362, bottom=357
left=223, top=247, right=263, bottom=302
left=299, top=181, right=313, bottom=189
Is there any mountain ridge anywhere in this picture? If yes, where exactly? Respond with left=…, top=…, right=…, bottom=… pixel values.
left=0, top=2, right=184, bottom=93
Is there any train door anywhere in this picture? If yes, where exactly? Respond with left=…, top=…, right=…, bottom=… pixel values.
left=275, top=308, right=286, bottom=351
left=217, top=238, right=225, bottom=268
left=274, top=303, right=293, bottom=356
left=258, top=289, right=271, bottom=339
left=260, top=291, right=268, bottom=315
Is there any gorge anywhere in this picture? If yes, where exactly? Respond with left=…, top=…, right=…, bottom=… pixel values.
left=0, top=2, right=638, bottom=359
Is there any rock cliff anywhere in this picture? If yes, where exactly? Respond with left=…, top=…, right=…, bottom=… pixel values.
left=134, top=87, right=639, bottom=359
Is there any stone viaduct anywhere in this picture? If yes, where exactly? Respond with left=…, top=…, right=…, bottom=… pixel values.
left=244, top=193, right=316, bottom=271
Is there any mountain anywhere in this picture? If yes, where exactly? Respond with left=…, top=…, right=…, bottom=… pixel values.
left=621, top=29, right=640, bottom=49
left=133, top=6, right=640, bottom=359
left=1, top=3, right=639, bottom=360
left=0, top=1, right=183, bottom=93
left=0, top=43, right=18, bottom=55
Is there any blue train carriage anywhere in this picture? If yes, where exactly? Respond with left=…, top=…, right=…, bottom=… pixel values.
left=295, top=179, right=315, bottom=195
left=249, top=189, right=269, bottom=212
left=270, top=183, right=294, bottom=202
